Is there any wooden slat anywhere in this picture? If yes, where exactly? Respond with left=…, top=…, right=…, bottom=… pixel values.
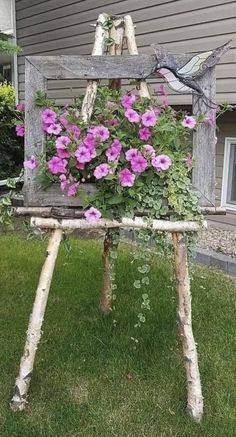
left=27, top=53, right=213, bottom=80
left=24, top=59, right=47, bottom=206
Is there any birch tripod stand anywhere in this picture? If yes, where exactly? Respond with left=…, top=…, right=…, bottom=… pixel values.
left=10, top=14, right=229, bottom=422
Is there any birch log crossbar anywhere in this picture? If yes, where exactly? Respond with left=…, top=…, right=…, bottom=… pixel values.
left=11, top=12, right=230, bottom=423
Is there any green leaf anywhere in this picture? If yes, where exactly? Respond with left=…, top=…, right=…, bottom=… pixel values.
left=107, top=195, right=124, bottom=205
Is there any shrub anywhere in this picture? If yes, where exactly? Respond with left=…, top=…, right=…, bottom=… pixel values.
left=0, top=83, right=24, bottom=179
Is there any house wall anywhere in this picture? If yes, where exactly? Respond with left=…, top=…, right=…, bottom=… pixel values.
left=15, top=0, right=236, bottom=103
left=215, top=110, right=236, bottom=206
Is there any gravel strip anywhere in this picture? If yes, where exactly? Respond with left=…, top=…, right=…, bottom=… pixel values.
left=197, top=226, right=236, bottom=258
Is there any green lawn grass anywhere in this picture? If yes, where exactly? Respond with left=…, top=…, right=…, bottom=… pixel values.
left=0, top=233, right=235, bottom=437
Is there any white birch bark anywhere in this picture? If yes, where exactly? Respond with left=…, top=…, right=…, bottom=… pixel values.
left=124, top=15, right=151, bottom=99
left=172, top=232, right=203, bottom=422
left=81, top=13, right=108, bottom=123
left=11, top=229, right=62, bottom=411
left=31, top=217, right=206, bottom=232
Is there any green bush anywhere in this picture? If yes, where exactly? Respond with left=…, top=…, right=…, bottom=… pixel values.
left=0, top=83, right=24, bottom=179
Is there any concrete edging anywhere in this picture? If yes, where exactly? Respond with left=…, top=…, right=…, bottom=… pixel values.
left=195, top=247, right=236, bottom=276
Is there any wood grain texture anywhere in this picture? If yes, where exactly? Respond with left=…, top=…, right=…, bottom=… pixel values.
left=192, top=67, right=216, bottom=206
left=23, top=58, right=47, bottom=206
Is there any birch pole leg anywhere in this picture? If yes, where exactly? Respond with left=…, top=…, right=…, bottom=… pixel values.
left=124, top=15, right=151, bottom=99
left=172, top=232, right=203, bottom=422
left=81, top=13, right=108, bottom=123
left=100, top=20, right=124, bottom=313
left=11, top=229, right=62, bottom=411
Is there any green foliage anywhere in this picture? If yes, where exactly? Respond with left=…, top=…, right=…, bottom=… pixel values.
left=0, top=83, right=24, bottom=179
left=0, top=32, right=21, bottom=55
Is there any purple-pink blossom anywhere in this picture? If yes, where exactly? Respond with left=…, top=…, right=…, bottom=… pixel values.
left=56, top=136, right=71, bottom=148
left=84, top=207, right=102, bottom=223
left=143, top=144, right=155, bottom=157
left=106, top=139, right=122, bottom=161
left=47, top=156, right=67, bottom=174
left=205, top=111, right=216, bottom=127
left=125, top=108, right=140, bottom=123
left=59, top=174, right=69, bottom=191
left=184, top=153, right=193, bottom=170
left=16, top=103, right=25, bottom=112
left=15, top=124, right=25, bottom=137
left=75, top=145, right=92, bottom=163
left=119, top=169, right=135, bottom=187
left=106, top=118, right=119, bottom=126
left=90, top=125, right=110, bottom=142
left=181, top=116, right=196, bottom=129
left=139, top=127, right=151, bottom=141
left=141, top=110, right=157, bottom=127
left=159, top=84, right=168, bottom=97
left=42, top=108, right=57, bottom=125
left=67, top=124, right=81, bottom=139
left=67, top=182, right=79, bottom=197
left=93, top=163, right=111, bottom=179
left=46, top=123, right=62, bottom=135
left=121, top=94, right=136, bottom=109
left=152, top=154, right=172, bottom=171
left=125, top=148, right=139, bottom=161
left=24, top=156, right=38, bottom=170
left=131, top=154, right=148, bottom=173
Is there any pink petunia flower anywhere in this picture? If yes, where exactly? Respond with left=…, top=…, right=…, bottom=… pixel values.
left=181, top=116, right=196, bottom=129
left=46, top=123, right=62, bottom=135
left=67, top=125, right=81, bottom=139
left=76, top=162, right=85, bottom=170
left=159, top=84, right=168, bottom=97
left=125, top=108, right=140, bottom=123
left=139, top=127, right=151, bottom=141
left=141, top=110, right=157, bottom=127
left=16, top=103, right=25, bottom=112
left=42, top=109, right=57, bottom=125
left=119, top=169, right=135, bottom=187
left=121, top=94, right=136, bottom=109
left=75, top=145, right=92, bottom=163
left=67, top=182, right=79, bottom=197
left=24, top=155, right=38, bottom=170
left=90, top=125, right=110, bottom=142
left=47, top=156, right=67, bottom=174
left=125, top=148, right=139, bottom=161
left=84, top=134, right=96, bottom=149
left=131, top=154, right=148, bottom=173
left=84, top=207, right=102, bottom=223
left=106, top=139, right=122, bottom=161
left=184, top=153, right=193, bottom=170
left=106, top=118, right=119, bottom=126
left=152, top=154, right=172, bottom=171
left=206, top=110, right=216, bottom=127
left=56, top=146, right=70, bottom=159
left=93, top=163, right=111, bottom=179
left=143, top=144, right=155, bottom=157
left=15, top=124, right=25, bottom=137
left=59, top=174, right=69, bottom=191
left=56, top=136, right=71, bottom=148
left=59, top=114, right=70, bottom=128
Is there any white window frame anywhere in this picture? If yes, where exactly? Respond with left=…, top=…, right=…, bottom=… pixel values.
left=221, top=137, right=236, bottom=210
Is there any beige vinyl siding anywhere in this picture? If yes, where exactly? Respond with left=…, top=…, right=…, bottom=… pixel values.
left=16, top=0, right=236, bottom=103
left=215, top=111, right=236, bottom=205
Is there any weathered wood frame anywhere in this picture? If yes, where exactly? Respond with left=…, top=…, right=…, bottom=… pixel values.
left=24, top=52, right=217, bottom=207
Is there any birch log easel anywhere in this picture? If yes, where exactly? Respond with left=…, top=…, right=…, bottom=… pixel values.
left=10, top=13, right=228, bottom=422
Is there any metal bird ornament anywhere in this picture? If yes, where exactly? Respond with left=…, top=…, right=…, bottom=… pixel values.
left=151, top=40, right=231, bottom=108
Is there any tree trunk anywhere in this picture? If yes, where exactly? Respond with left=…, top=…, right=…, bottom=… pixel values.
left=172, top=232, right=203, bottom=422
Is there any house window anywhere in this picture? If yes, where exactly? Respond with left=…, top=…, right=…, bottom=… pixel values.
left=221, top=138, right=236, bottom=209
